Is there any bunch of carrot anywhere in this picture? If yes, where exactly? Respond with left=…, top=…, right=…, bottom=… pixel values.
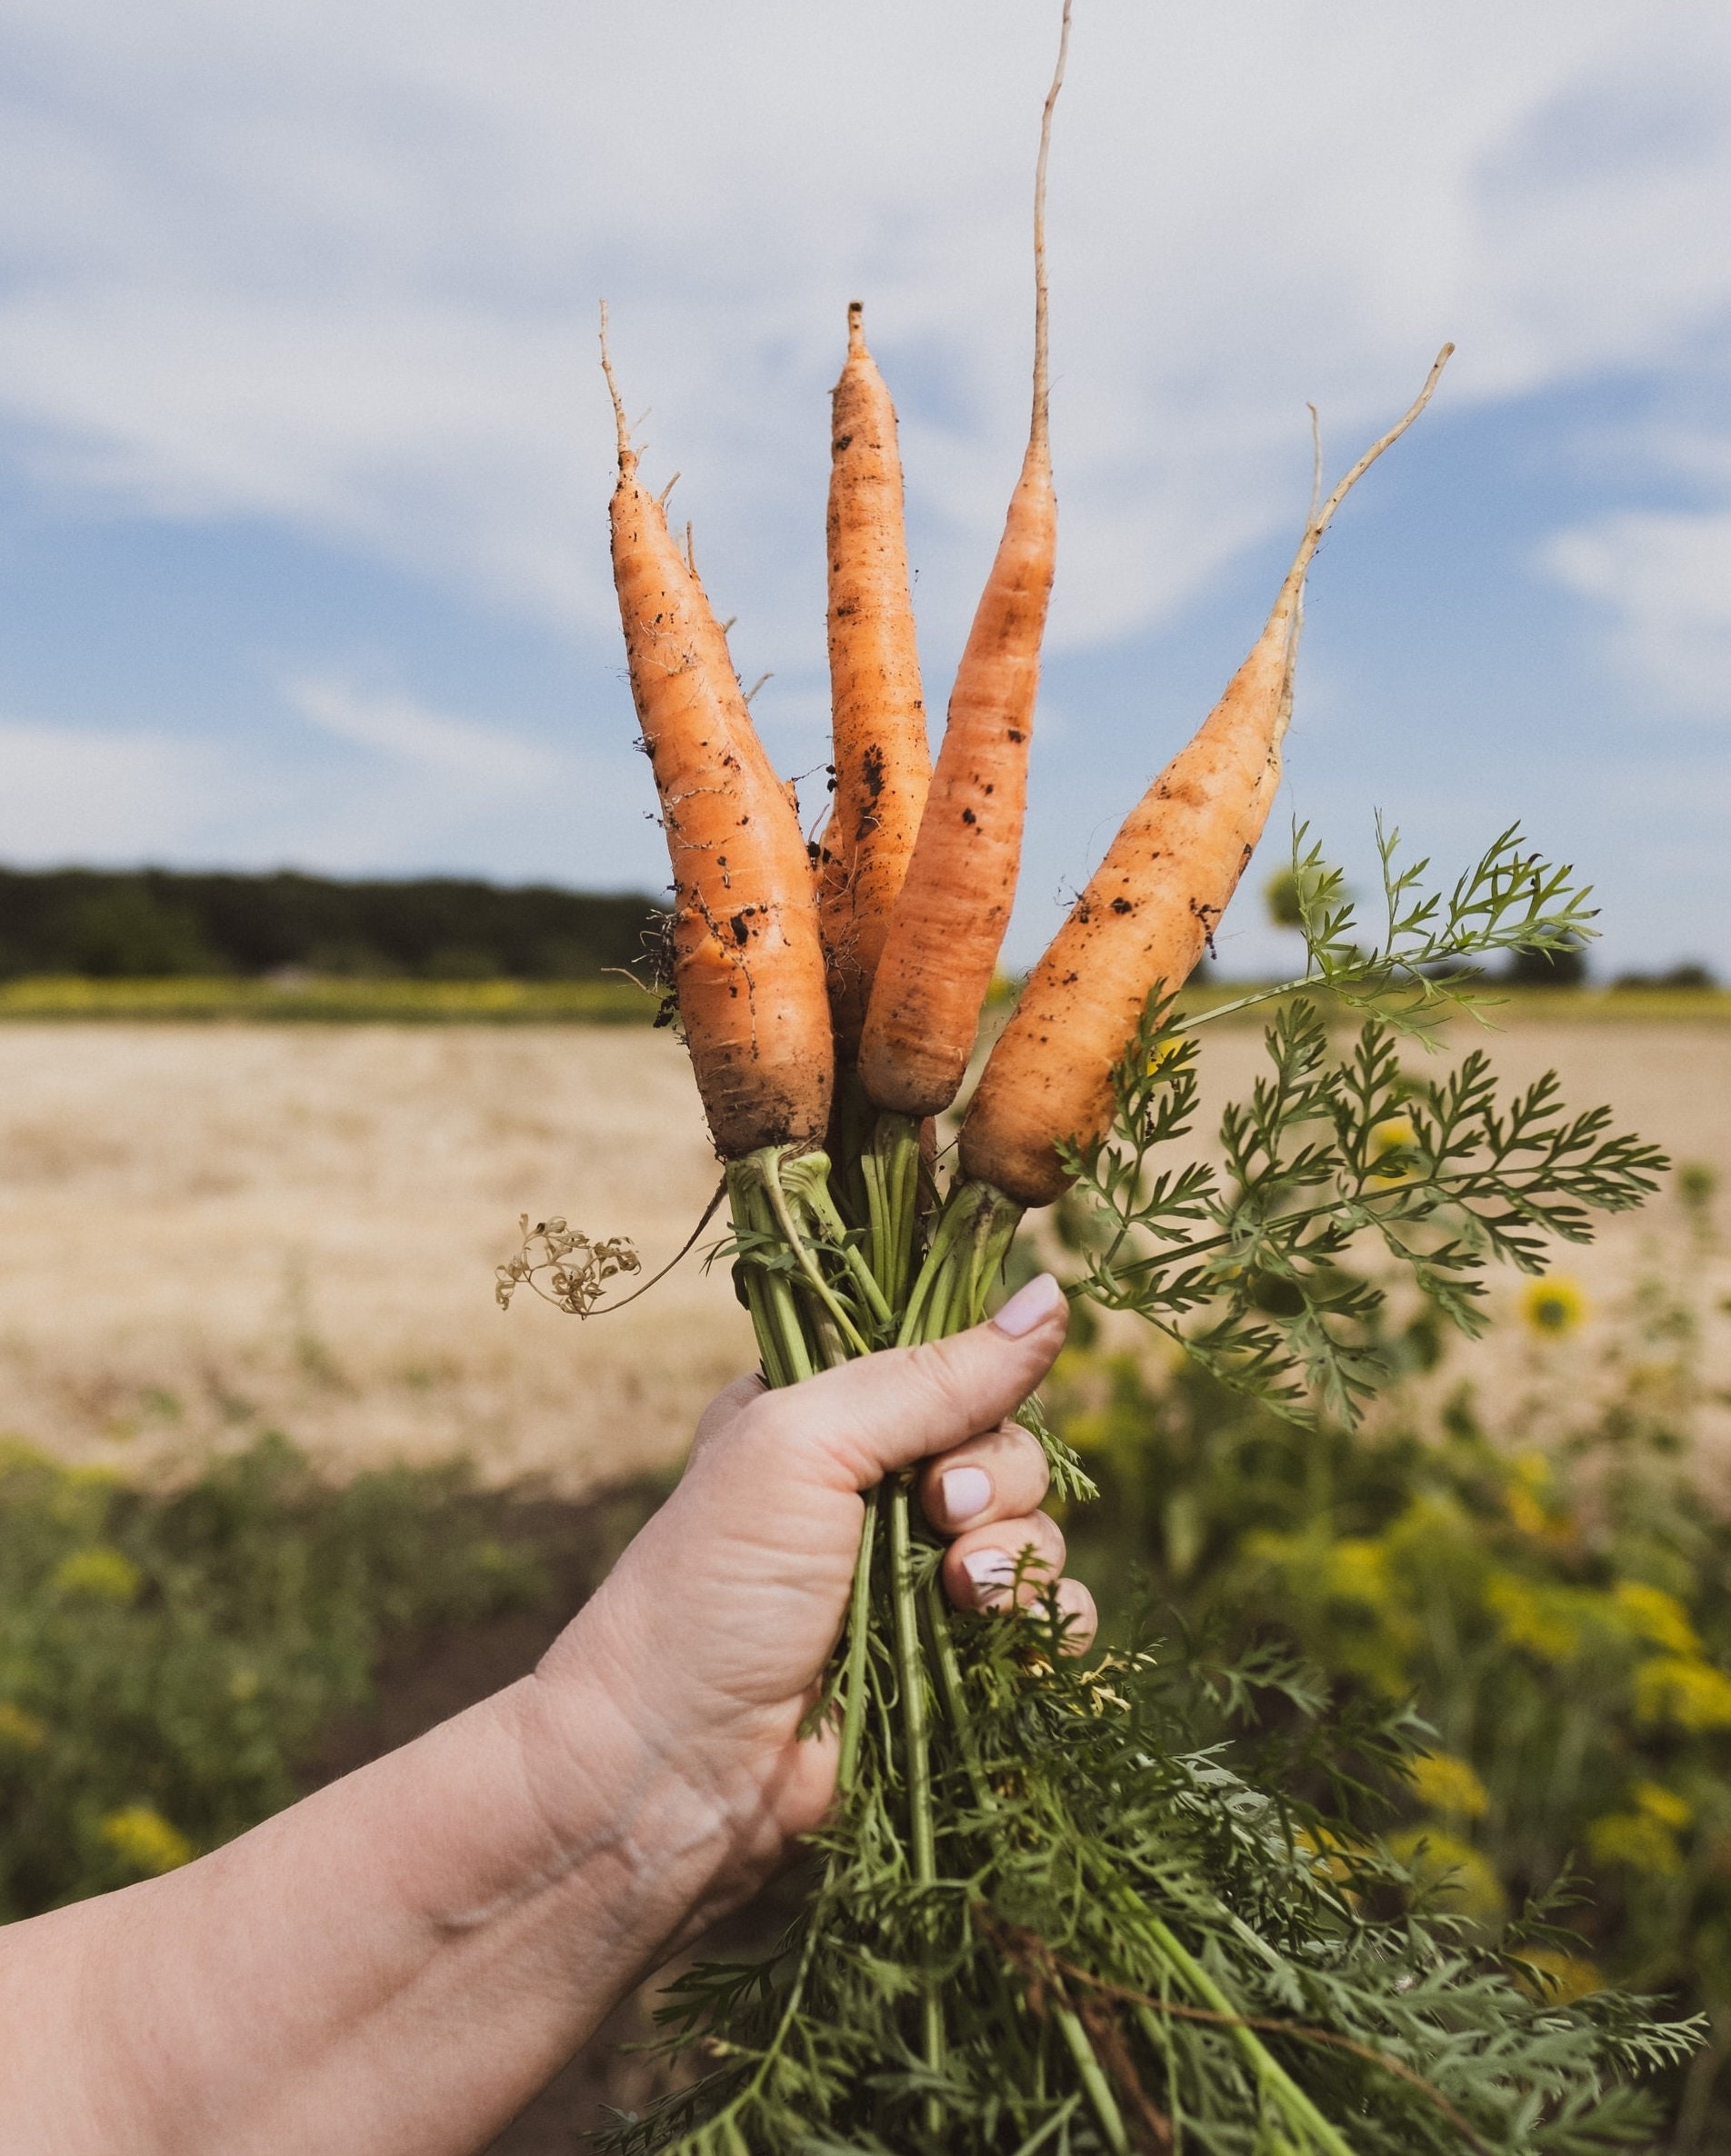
left=588, top=12, right=1478, bottom=2148
left=603, top=33, right=1446, bottom=1351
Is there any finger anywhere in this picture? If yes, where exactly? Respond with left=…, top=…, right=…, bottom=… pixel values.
left=917, top=1422, right=1050, bottom=1536
left=689, top=1373, right=766, bottom=1461
left=743, top=1274, right=1069, bottom=1494
left=1051, top=1577, right=1098, bottom=1657
left=942, top=1512, right=1067, bottom=1612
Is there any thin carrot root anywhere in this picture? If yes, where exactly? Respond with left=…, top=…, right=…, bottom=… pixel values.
left=603, top=308, right=833, bottom=1159
left=960, top=346, right=1453, bottom=1208
left=857, top=0, right=1073, bottom=1120
left=816, top=301, right=932, bottom=1056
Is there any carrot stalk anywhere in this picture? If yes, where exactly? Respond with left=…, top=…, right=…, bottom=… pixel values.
left=960, top=346, right=1454, bottom=1208
left=602, top=310, right=834, bottom=1161
left=816, top=303, right=932, bottom=1054
left=856, top=0, right=1072, bottom=1119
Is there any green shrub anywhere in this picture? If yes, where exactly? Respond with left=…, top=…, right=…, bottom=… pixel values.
left=1056, top=1183, right=1731, bottom=2143
left=0, top=1432, right=547, bottom=1916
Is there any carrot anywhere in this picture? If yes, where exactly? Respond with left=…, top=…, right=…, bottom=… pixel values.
left=856, top=0, right=1071, bottom=1119
left=815, top=303, right=932, bottom=1054
left=960, top=347, right=1454, bottom=1208
left=602, top=313, right=833, bottom=1160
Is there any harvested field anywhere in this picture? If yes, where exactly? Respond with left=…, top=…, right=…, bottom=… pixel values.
left=0, top=1023, right=749, bottom=1485
left=0, top=1015, right=1727, bottom=1486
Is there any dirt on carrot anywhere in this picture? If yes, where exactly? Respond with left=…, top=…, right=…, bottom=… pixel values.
left=815, top=303, right=932, bottom=1057
left=602, top=315, right=834, bottom=1161
left=855, top=4, right=1071, bottom=1122
left=961, top=348, right=1452, bottom=1208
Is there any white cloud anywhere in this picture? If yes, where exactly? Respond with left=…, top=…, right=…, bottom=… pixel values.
left=0, top=722, right=234, bottom=863
left=1542, top=504, right=1731, bottom=720
left=287, top=677, right=562, bottom=789
left=267, top=675, right=652, bottom=882
left=3, top=0, right=1731, bottom=665
left=0, top=690, right=655, bottom=890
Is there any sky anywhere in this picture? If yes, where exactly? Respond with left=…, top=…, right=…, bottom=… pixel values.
left=2, top=0, right=1730, bottom=977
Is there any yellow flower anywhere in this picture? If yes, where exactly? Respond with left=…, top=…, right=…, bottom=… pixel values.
left=1409, top=1752, right=1489, bottom=1821
left=1514, top=1947, right=1604, bottom=2003
left=1369, top=1117, right=1417, bottom=1180
left=1520, top=1276, right=1586, bottom=1337
left=50, top=1546, right=141, bottom=1603
left=1613, top=1581, right=1700, bottom=1657
left=1485, top=1576, right=1583, bottom=1664
left=1588, top=1810, right=1685, bottom=1878
left=98, top=1805, right=194, bottom=1876
left=1322, top=1538, right=1392, bottom=1610
left=1145, top=1035, right=1186, bottom=1081
left=1295, top=1823, right=1370, bottom=1887
left=1632, top=1780, right=1693, bottom=1832
left=1388, top=1828, right=1507, bottom=1922
left=0, top=1701, right=47, bottom=1751
left=1635, top=1654, right=1731, bottom=1732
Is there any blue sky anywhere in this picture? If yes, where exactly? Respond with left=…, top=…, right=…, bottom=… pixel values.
left=2, top=0, right=1730, bottom=976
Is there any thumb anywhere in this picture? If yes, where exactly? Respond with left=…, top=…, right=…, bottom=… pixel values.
left=747, top=1273, right=1069, bottom=1492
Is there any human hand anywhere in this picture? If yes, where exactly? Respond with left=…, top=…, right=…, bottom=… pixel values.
left=0, top=1275, right=1084, bottom=2156
left=535, top=1272, right=1089, bottom=1938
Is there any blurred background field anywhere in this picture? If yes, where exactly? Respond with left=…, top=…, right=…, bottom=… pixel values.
left=3, top=1004, right=1731, bottom=2146
left=6, top=869, right=1731, bottom=2147
left=1, top=1003, right=1726, bottom=1485
left=0, top=1020, right=749, bottom=1486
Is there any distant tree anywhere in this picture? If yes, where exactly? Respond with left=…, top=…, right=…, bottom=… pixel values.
left=1611, top=961, right=1717, bottom=992
left=1264, top=861, right=1341, bottom=935
left=58, top=883, right=216, bottom=977
left=1264, top=865, right=1305, bottom=930
left=0, top=867, right=663, bottom=981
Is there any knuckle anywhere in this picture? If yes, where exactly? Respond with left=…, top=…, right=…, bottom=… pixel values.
left=731, top=1391, right=798, bottom=1464
left=1029, top=1512, right=1066, bottom=1571
left=901, top=1337, right=982, bottom=1432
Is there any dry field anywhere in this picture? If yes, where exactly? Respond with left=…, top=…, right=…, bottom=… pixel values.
left=1, top=1016, right=1727, bottom=1488
left=0, top=1024, right=750, bottom=1487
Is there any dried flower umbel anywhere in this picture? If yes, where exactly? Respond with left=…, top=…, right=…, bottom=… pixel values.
left=495, top=1218, right=641, bottom=1318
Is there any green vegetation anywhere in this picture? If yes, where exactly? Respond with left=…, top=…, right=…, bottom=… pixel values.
left=590, top=828, right=1702, bottom=2155
left=0, top=1432, right=555, bottom=1916
left=0, top=866, right=659, bottom=983
left=0, top=973, right=655, bottom=1023
left=6, top=1215, right=1731, bottom=2143
left=1054, top=1174, right=1731, bottom=2147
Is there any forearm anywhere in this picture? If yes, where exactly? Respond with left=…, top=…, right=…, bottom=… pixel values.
left=0, top=1611, right=733, bottom=2156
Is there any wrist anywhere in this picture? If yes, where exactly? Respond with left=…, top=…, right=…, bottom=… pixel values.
left=510, top=1596, right=783, bottom=1958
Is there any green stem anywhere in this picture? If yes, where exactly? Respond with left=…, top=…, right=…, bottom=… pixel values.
left=890, top=1481, right=944, bottom=2116
left=901, top=1177, right=1025, bottom=1345
left=1055, top=2006, right=1131, bottom=2156
left=875, top=1111, right=925, bottom=1311
left=765, top=1268, right=817, bottom=1380
left=1145, top=1918, right=1359, bottom=2156
left=787, top=1155, right=895, bottom=1333
left=760, top=1151, right=872, bottom=1356
left=837, top=1489, right=881, bottom=1792
left=923, top=1570, right=989, bottom=1812
left=726, top=1157, right=824, bottom=1384
left=738, top=1261, right=790, bottom=1389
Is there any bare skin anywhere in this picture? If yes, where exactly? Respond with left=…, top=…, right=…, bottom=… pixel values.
left=0, top=1273, right=1086, bottom=2156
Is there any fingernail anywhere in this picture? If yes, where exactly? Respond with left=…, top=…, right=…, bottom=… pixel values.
left=992, top=1273, right=1066, bottom=1338
left=942, top=1465, right=992, bottom=1523
left=963, top=1549, right=1016, bottom=1609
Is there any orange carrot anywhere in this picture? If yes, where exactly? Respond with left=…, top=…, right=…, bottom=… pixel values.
left=602, top=314, right=833, bottom=1160
left=815, top=302, right=932, bottom=1053
left=856, top=0, right=1071, bottom=1119
left=961, top=348, right=1454, bottom=1208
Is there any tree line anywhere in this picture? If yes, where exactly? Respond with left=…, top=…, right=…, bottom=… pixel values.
left=0, top=868, right=662, bottom=982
